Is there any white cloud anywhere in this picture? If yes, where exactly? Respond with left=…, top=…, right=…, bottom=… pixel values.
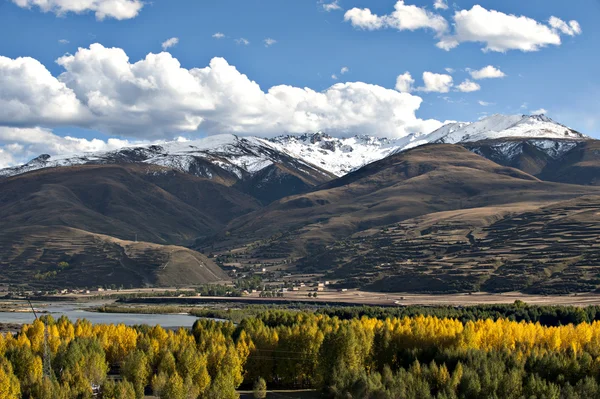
left=455, top=79, right=480, bottom=92
left=345, top=1, right=448, bottom=35
left=321, top=0, right=341, bottom=12
left=437, top=6, right=580, bottom=52
left=264, top=38, right=277, bottom=47
left=469, top=65, right=506, bottom=79
left=331, top=74, right=338, bottom=80
left=433, top=0, right=448, bottom=10
left=235, top=38, right=250, bottom=45
left=0, top=43, right=442, bottom=140
left=395, top=72, right=415, bottom=93
left=340, top=66, right=349, bottom=74
left=478, top=100, right=494, bottom=106
left=11, top=0, right=143, bottom=20
left=417, top=72, right=453, bottom=93
left=344, top=7, right=386, bottom=30
left=549, top=16, right=582, bottom=36
left=0, top=126, right=136, bottom=167
left=58, top=39, right=69, bottom=44
left=212, top=32, right=225, bottom=39
left=161, top=37, right=179, bottom=51
left=444, top=67, right=454, bottom=74
left=0, top=55, right=88, bottom=127
left=530, top=108, right=548, bottom=115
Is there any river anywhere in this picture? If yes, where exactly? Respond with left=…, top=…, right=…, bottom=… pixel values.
left=0, top=301, right=201, bottom=328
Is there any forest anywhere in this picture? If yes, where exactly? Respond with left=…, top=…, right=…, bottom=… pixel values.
left=3, top=305, right=600, bottom=398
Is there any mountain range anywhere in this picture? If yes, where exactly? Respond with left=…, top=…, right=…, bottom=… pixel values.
left=2, top=113, right=600, bottom=292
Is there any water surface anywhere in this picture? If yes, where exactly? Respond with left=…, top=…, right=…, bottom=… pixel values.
left=0, top=301, right=200, bottom=327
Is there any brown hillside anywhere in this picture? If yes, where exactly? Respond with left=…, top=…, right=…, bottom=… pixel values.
left=215, top=144, right=600, bottom=258
left=0, top=163, right=261, bottom=245
left=0, top=226, right=227, bottom=289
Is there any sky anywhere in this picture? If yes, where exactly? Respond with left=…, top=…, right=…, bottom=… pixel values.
left=0, top=0, right=598, bottom=167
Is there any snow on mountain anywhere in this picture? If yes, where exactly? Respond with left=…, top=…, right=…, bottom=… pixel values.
left=0, top=135, right=312, bottom=180
left=424, top=114, right=586, bottom=144
left=0, top=114, right=590, bottom=179
left=267, top=132, right=423, bottom=176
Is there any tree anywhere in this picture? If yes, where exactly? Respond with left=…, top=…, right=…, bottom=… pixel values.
left=161, top=372, right=185, bottom=399
left=253, top=377, right=267, bottom=399
left=102, top=380, right=137, bottom=399
left=0, top=358, right=21, bottom=399
left=151, top=372, right=168, bottom=398
left=122, top=350, right=150, bottom=399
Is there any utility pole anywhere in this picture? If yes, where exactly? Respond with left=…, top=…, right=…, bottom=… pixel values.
left=27, top=299, right=52, bottom=378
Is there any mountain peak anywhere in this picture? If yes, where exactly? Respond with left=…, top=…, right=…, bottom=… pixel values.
left=0, top=114, right=591, bottom=180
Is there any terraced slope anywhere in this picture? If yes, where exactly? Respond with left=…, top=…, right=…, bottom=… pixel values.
left=0, top=226, right=227, bottom=289
left=300, top=196, right=600, bottom=294
left=212, top=144, right=600, bottom=261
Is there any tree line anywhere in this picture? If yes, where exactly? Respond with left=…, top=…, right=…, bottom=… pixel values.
left=4, top=307, right=600, bottom=397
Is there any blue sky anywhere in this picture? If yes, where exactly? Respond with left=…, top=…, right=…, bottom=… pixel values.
left=0, top=0, right=598, bottom=166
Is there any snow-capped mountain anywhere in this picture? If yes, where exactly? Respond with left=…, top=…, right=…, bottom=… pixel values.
left=267, top=132, right=420, bottom=176
left=423, top=114, right=585, bottom=144
left=0, top=114, right=590, bottom=180
left=0, top=135, right=333, bottom=180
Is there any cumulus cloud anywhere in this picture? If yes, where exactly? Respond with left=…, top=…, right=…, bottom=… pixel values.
left=549, top=16, right=582, bottom=36
left=455, top=79, right=480, bottom=92
left=0, top=43, right=443, bottom=140
left=264, top=38, right=277, bottom=47
left=11, top=0, right=144, bottom=20
left=161, top=37, right=179, bottom=51
left=469, top=65, right=506, bottom=79
left=344, top=8, right=386, bottom=30
left=331, top=74, right=338, bottom=80
left=0, top=55, right=88, bottom=127
left=437, top=5, right=578, bottom=52
left=395, top=72, right=415, bottom=93
left=340, top=66, right=349, bottom=74
left=433, top=0, right=448, bottom=10
left=417, top=72, right=453, bottom=93
left=478, top=100, right=494, bottom=106
left=321, top=0, right=341, bottom=12
left=58, top=39, right=69, bottom=44
left=530, top=108, right=548, bottom=115
left=235, top=38, right=250, bottom=45
left=444, top=67, right=454, bottom=74
left=0, top=126, right=136, bottom=167
left=345, top=1, right=448, bottom=35
left=212, top=32, right=225, bottom=39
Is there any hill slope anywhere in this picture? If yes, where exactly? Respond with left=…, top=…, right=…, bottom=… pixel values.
left=0, top=164, right=261, bottom=245
left=0, top=226, right=227, bottom=289
left=211, top=144, right=599, bottom=261
left=302, top=196, right=600, bottom=294
left=464, top=139, right=600, bottom=186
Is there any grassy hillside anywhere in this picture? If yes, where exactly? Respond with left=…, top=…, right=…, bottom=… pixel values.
left=0, top=226, right=227, bottom=289
left=299, top=196, right=600, bottom=294
left=212, top=144, right=600, bottom=261
left=0, top=163, right=261, bottom=245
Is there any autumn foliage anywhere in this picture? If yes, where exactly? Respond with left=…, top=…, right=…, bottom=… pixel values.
left=3, top=310, right=600, bottom=397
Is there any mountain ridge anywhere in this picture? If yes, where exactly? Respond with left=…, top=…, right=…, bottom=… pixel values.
left=1, top=114, right=589, bottom=183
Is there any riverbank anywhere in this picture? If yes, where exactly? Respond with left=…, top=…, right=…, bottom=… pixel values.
left=115, top=291, right=600, bottom=307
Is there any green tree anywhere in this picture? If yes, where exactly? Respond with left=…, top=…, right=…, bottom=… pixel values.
left=102, top=380, right=137, bottom=399
left=122, top=350, right=150, bottom=399
left=161, top=372, right=185, bottom=399
left=253, top=377, right=267, bottom=399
